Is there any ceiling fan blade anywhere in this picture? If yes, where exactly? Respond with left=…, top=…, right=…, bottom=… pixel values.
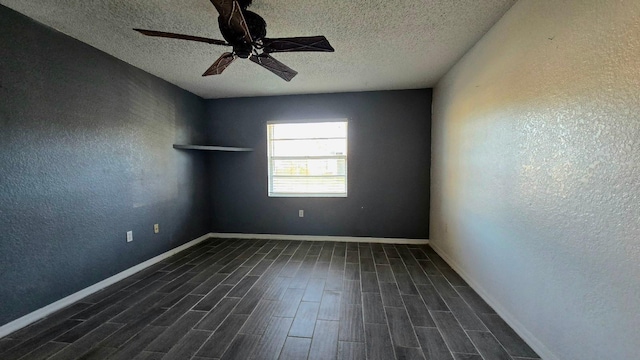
left=249, top=54, right=298, bottom=82
left=262, top=36, right=335, bottom=53
left=133, top=29, right=229, bottom=46
left=210, top=0, right=253, bottom=43
left=203, top=52, right=236, bottom=76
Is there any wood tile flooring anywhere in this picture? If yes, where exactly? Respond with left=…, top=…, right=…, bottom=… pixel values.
left=0, top=239, right=540, bottom=360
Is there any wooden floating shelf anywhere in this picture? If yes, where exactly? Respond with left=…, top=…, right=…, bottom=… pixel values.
left=173, top=144, right=253, bottom=152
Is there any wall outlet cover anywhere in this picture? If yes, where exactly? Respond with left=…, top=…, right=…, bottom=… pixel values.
left=126, top=231, right=133, bottom=242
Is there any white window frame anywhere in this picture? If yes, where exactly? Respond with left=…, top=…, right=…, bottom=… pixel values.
left=267, top=119, right=348, bottom=198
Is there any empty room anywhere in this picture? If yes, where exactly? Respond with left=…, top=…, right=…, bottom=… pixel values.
left=0, top=0, right=638, bottom=359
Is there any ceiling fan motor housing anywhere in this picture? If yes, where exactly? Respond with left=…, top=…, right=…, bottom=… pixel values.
left=218, top=10, right=266, bottom=58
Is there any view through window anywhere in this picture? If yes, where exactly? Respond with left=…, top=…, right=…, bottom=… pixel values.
left=267, top=120, right=348, bottom=197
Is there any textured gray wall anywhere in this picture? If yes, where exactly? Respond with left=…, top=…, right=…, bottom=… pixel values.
left=431, top=1, right=640, bottom=359
left=0, top=5, right=209, bottom=325
left=206, top=90, right=431, bottom=239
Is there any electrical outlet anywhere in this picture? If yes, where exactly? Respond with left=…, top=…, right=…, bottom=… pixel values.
left=154, top=224, right=159, bottom=234
left=299, top=210, right=304, bottom=218
left=126, top=231, right=133, bottom=242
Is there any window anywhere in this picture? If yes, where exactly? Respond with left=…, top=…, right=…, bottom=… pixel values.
left=267, top=120, right=348, bottom=197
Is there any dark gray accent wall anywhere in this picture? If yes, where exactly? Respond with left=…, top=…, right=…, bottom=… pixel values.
left=0, top=5, right=209, bottom=325
left=206, top=90, right=431, bottom=239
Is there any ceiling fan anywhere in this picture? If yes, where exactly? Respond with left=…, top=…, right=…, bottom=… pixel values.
left=134, top=0, right=334, bottom=82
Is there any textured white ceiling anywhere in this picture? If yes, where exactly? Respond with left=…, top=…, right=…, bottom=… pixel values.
left=0, top=0, right=516, bottom=99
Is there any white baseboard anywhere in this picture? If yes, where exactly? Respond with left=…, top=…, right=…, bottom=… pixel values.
left=0, top=232, right=213, bottom=339
left=210, top=232, right=429, bottom=245
left=429, top=241, right=558, bottom=360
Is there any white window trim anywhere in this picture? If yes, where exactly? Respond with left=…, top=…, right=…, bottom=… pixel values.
left=267, top=119, right=348, bottom=198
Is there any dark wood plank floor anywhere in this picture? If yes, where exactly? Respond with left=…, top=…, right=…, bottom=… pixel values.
left=0, top=239, right=540, bottom=360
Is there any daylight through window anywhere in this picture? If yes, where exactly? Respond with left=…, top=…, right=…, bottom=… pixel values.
left=267, top=120, right=348, bottom=197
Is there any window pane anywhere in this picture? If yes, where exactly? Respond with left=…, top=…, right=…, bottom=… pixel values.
left=271, top=176, right=347, bottom=194
left=271, top=139, right=347, bottom=157
left=267, top=120, right=348, bottom=197
left=270, top=122, right=347, bottom=140
left=272, top=158, right=346, bottom=176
